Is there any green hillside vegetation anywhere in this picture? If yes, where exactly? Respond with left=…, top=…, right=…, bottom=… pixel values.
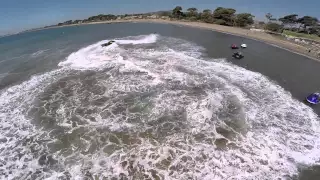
left=54, top=6, right=320, bottom=40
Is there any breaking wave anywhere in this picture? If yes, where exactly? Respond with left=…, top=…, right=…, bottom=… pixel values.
left=0, top=34, right=319, bottom=180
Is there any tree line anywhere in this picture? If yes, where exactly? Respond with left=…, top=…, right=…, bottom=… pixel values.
left=54, top=6, right=319, bottom=37
left=55, top=6, right=255, bottom=28
left=170, top=6, right=319, bottom=36
left=170, top=6, right=255, bottom=27
left=57, top=14, right=117, bottom=26
left=265, top=13, right=319, bottom=36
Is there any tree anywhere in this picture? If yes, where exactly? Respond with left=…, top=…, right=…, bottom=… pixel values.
left=87, top=14, right=117, bottom=21
left=172, top=6, right=183, bottom=19
left=64, top=20, right=72, bottom=24
left=214, top=19, right=227, bottom=25
left=279, top=14, right=298, bottom=29
left=213, top=7, right=236, bottom=26
left=266, top=13, right=272, bottom=22
left=265, top=22, right=283, bottom=32
left=203, top=9, right=211, bottom=13
left=235, top=13, right=255, bottom=27
left=201, top=9, right=213, bottom=23
left=298, top=16, right=318, bottom=33
left=158, top=11, right=172, bottom=17
left=308, top=26, right=320, bottom=35
left=186, top=7, right=198, bottom=18
left=73, top=20, right=82, bottom=24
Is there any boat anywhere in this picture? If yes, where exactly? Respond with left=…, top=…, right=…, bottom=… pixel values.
left=101, top=40, right=115, bottom=47
left=233, top=52, right=244, bottom=59
left=306, top=93, right=320, bottom=105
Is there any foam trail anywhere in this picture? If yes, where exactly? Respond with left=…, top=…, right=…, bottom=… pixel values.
left=58, top=34, right=158, bottom=70
left=115, top=34, right=158, bottom=45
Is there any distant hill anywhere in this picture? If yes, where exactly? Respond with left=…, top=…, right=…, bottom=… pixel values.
left=136, top=10, right=172, bottom=16
left=147, top=10, right=172, bottom=15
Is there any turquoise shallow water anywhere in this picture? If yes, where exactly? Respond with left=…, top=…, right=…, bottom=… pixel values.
left=0, top=23, right=319, bottom=180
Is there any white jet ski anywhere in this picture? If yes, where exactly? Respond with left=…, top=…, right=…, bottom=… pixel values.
left=241, top=44, right=247, bottom=48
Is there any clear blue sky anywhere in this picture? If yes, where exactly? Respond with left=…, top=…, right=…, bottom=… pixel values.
left=1, top=0, right=319, bottom=35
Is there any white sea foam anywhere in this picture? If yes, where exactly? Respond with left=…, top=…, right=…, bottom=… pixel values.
left=0, top=69, right=66, bottom=179
left=115, top=33, right=158, bottom=45
left=0, top=34, right=319, bottom=180
left=58, top=34, right=158, bottom=70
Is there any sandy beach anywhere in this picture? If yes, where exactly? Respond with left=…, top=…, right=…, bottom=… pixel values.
left=53, top=19, right=319, bottom=61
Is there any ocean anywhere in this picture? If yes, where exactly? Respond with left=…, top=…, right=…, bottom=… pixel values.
left=0, top=22, right=319, bottom=180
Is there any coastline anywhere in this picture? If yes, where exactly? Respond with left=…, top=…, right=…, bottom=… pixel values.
left=35, top=19, right=320, bottom=61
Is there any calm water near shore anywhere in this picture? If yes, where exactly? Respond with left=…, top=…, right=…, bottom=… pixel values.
left=0, top=22, right=319, bottom=180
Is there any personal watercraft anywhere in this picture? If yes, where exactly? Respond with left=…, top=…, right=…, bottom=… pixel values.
left=233, top=52, right=244, bottom=59
left=241, top=44, right=247, bottom=48
left=306, top=92, right=320, bottom=105
left=231, top=44, right=239, bottom=49
left=101, top=40, right=115, bottom=47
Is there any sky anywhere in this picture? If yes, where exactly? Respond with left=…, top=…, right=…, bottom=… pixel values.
left=1, top=0, right=319, bottom=35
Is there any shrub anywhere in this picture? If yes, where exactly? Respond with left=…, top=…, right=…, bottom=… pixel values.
left=264, top=23, right=283, bottom=32
left=214, top=19, right=227, bottom=25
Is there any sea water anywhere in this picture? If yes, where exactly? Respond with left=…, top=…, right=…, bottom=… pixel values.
left=0, top=23, right=319, bottom=180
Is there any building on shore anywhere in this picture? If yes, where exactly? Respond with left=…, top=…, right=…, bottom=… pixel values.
left=123, top=16, right=138, bottom=20
left=160, top=16, right=170, bottom=20
left=147, top=15, right=159, bottom=19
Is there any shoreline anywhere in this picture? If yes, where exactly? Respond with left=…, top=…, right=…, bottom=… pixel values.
left=29, top=19, right=320, bottom=61
left=140, top=19, right=320, bottom=62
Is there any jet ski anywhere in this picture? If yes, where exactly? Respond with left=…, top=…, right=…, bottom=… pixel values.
left=231, top=44, right=239, bottom=49
left=241, top=44, right=247, bottom=48
left=306, top=92, right=320, bottom=105
left=233, top=52, right=244, bottom=59
left=101, top=40, right=115, bottom=47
